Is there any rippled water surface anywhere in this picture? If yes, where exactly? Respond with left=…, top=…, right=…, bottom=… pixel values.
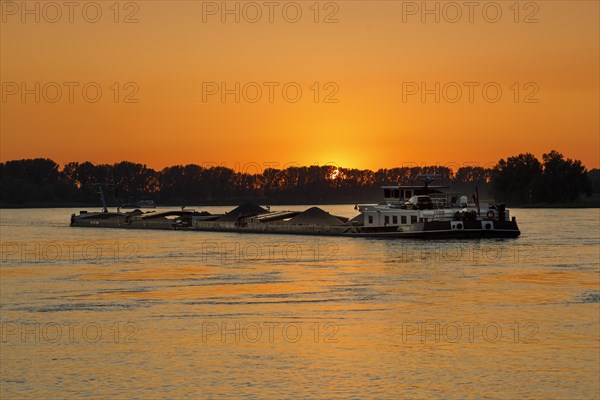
left=1, top=207, right=599, bottom=399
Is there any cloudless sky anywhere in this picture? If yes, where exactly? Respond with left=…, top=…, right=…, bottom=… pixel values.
left=1, top=0, right=598, bottom=170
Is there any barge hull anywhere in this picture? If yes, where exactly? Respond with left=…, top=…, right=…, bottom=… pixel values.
left=70, top=219, right=520, bottom=239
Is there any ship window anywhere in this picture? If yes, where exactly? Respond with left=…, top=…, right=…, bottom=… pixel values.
left=384, top=215, right=389, bottom=225
left=368, top=215, right=373, bottom=224
left=401, top=216, right=407, bottom=224
left=393, top=216, right=398, bottom=224
left=411, top=215, right=417, bottom=224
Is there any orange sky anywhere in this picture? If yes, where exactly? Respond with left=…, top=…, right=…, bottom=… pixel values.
left=1, top=0, right=598, bottom=170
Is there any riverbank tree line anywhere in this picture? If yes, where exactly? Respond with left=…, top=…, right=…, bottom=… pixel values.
left=0, top=150, right=595, bottom=206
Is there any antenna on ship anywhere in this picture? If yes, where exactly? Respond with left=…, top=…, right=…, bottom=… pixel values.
left=417, top=174, right=441, bottom=190
left=473, top=186, right=481, bottom=216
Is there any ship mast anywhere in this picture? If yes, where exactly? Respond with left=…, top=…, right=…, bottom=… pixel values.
left=87, top=183, right=112, bottom=213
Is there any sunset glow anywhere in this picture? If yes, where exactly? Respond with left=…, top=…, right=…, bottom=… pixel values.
left=1, top=1, right=598, bottom=170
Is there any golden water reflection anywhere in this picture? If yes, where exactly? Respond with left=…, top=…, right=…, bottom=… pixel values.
left=1, top=208, right=598, bottom=398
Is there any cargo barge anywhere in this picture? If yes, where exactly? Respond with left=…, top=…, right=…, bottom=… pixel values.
left=70, top=177, right=520, bottom=239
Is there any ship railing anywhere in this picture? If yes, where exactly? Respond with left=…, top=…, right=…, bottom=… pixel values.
left=429, top=209, right=464, bottom=220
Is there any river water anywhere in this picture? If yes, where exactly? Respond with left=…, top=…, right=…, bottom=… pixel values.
left=1, top=207, right=599, bottom=399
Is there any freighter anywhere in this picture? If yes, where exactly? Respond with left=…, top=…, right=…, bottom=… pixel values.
left=70, top=177, right=520, bottom=239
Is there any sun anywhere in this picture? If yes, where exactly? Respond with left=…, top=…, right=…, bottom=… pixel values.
left=329, top=168, right=341, bottom=180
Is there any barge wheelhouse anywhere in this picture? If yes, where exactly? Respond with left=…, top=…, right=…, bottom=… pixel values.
left=356, top=183, right=520, bottom=238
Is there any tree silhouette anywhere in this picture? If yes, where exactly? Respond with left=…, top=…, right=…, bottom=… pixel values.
left=0, top=152, right=595, bottom=206
left=492, top=153, right=542, bottom=204
left=537, top=150, right=592, bottom=202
